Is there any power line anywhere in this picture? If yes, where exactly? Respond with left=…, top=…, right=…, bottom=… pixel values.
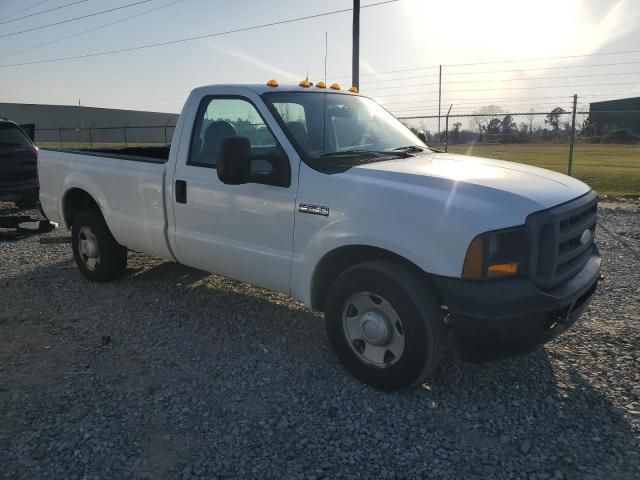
left=445, top=49, right=640, bottom=68
left=0, top=0, right=89, bottom=25
left=360, top=61, right=640, bottom=85
left=0, top=0, right=185, bottom=60
left=391, top=106, right=574, bottom=115
left=335, top=51, right=640, bottom=80
left=381, top=95, right=581, bottom=105
left=443, top=60, right=640, bottom=77
left=391, top=101, right=576, bottom=112
left=374, top=81, right=640, bottom=98
left=334, top=64, right=441, bottom=80
left=380, top=91, right=640, bottom=107
left=0, top=0, right=50, bottom=22
left=0, top=0, right=400, bottom=68
left=0, top=0, right=156, bottom=38
left=362, top=70, right=640, bottom=93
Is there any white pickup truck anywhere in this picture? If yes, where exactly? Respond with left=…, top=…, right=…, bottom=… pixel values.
left=39, top=82, right=600, bottom=390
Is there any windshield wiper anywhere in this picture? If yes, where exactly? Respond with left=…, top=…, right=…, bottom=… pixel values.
left=319, top=149, right=410, bottom=159
left=392, top=145, right=425, bottom=153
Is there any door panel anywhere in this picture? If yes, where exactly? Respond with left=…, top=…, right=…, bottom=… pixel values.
left=171, top=95, right=296, bottom=295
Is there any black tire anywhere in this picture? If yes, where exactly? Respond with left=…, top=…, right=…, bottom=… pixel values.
left=325, top=260, right=445, bottom=390
left=71, top=210, right=127, bottom=282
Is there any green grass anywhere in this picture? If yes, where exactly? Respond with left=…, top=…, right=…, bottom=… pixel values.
left=446, top=143, right=640, bottom=196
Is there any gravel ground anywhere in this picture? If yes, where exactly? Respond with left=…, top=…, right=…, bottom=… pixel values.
left=1, top=199, right=639, bottom=480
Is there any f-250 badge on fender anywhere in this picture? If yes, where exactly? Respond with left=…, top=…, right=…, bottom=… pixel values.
left=299, top=204, right=329, bottom=217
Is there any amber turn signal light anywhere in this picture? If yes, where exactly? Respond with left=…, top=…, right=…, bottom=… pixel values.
left=487, top=262, right=519, bottom=277
left=461, top=235, right=484, bottom=280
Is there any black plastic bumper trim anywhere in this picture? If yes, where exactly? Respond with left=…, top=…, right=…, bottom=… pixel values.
left=432, top=245, right=601, bottom=355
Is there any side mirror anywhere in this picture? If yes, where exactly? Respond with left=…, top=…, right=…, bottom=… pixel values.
left=217, top=136, right=250, bottom=185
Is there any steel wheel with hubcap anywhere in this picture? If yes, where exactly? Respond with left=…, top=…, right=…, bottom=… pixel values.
left=71, top=210, right=127, bottom=282
left=325, top=260, right=445, bottom=390
left=343, top=292, right=405, bottom=367
left=78, top=226, right=101, bottom=271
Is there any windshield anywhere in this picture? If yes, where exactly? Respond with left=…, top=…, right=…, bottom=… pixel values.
left=262, top=92, right=427, bottom=167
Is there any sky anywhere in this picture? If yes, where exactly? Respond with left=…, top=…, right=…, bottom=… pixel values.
left=1, top=0, right=639, bottom=116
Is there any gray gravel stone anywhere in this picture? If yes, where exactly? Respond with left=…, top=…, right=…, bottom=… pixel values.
left=1, top=199, right=640, bottom=479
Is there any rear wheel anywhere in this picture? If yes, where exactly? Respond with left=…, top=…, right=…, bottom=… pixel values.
left=71, top=210, right=127, bottom=282
left=325, top=260, right=445, bottom=390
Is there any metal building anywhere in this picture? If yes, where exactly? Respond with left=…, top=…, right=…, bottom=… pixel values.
left=589, top=97, right=640, bottom=136
left=0, top=103, right=179, bottom=146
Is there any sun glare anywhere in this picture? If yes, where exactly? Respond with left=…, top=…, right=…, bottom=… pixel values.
left=402, top=0, right=629, bottom=63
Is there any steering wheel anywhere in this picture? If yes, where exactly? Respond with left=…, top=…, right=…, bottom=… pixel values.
left=357, top=134, right=374, bottom=146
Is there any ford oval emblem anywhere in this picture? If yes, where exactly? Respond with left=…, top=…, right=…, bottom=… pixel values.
left=579, top=229, right=592, bottom=245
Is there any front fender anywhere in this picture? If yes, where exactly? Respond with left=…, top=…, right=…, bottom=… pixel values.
left=290, top=215, right=473, bottom=306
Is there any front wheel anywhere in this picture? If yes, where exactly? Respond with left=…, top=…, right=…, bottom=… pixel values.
left=325, top=260, right=445, bottom=390
left=71, top=210, right=127, bottom=282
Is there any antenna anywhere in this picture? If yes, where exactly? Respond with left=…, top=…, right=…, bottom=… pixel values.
left=324, top=31, right=328, bottom=84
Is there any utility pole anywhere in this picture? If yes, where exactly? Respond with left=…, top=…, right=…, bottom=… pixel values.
left=352, top=0, right=360, bottom=90
left=324, top=32, right=328, bottom=85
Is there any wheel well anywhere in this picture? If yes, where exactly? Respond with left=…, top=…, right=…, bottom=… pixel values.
left=310, top=245, right=436, bottom=311
left=63, top=188, right=100, bottom=227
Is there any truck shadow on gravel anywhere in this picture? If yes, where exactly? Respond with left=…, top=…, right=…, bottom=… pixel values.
left=2, top=258, right=639, bottom=479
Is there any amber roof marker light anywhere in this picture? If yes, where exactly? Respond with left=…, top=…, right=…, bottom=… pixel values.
left=330, top=82, right=341, bottom=90
left=348, top=86, right=358, bottom=93
left=266, top=79, right=279, bottom=87
left=316, top=81, right=326, bottom=89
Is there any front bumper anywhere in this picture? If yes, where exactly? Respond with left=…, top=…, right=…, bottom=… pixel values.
left=433, top=245, right=601, bottom=359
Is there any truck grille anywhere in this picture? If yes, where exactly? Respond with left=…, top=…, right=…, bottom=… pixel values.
left=526, top=191, right=598, bottom=290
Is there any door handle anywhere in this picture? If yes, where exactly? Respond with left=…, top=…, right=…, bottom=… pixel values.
left=175, top=180, right=187, bottom=204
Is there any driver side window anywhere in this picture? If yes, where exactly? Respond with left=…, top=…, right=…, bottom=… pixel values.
left=189, top=97, right=278, bottom=168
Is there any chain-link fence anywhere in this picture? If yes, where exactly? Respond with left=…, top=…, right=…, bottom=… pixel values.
left=31, top=108, right=639, bottom=196
left=399, top=109, right=640, bottom=196
left=34, top=123, right=176, bottom=148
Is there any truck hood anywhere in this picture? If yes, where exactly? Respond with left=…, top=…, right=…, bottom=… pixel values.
left=354, top=152, right=590, bottom=210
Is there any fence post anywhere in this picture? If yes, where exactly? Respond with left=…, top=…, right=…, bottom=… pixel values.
left=568, top=94, right=578, bottom=176
left=88, top=122, right=96, bottom=148
left=59, top=125, right=64, bottom=147
left=444, top=104, right=452, bottom=152
left=123, top=122, right=130, bottom=147
left=437, top=64, right=442, bottom=138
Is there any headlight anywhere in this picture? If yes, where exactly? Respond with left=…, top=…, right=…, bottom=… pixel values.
left=462, top=227, right=528, bottom=280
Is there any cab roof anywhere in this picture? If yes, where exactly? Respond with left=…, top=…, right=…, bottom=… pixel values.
left=192, top=84, right=360, bottom=96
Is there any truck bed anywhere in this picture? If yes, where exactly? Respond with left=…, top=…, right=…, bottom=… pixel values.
left=42, top=145, right=170, bottom=164
left=38, top=147, right=173, bottom=260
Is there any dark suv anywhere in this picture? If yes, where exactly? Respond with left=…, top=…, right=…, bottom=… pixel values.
left=0, top=120, right=39, bottom=208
